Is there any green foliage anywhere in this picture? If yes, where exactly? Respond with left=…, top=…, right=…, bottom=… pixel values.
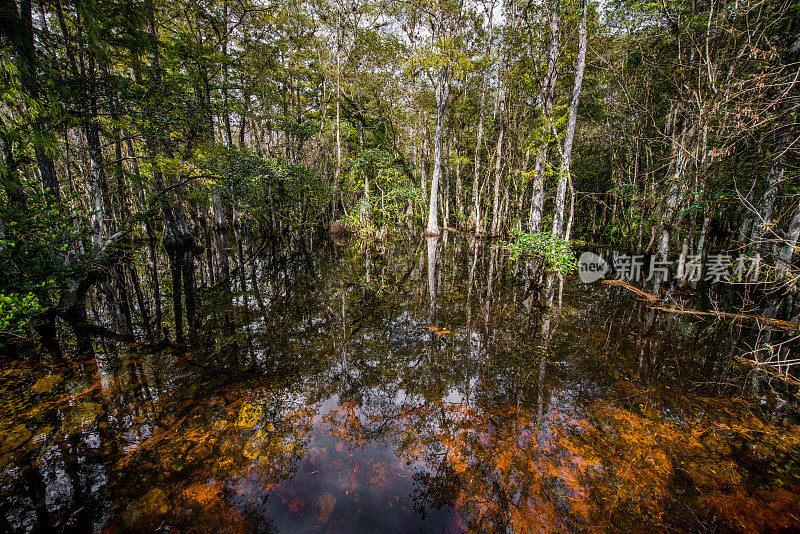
left=345, top=149, right=423, bottom=239
left=196, top=145, right=332, bottom=231
left=0, top=292, right=44, bottom=341
left=0, top=196, right=80, bottom=295
left=501, top=230, right=578, bottom=275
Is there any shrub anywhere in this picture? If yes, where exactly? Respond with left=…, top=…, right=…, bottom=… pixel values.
left=500, top=230, right=578, bottom=275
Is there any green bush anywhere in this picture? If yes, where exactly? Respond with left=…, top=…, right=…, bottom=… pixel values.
left=501, top=230, right=578, bottom=275
left=344, top=149, right=422, bottom=240
left=0, top=292, right=43, bottom=342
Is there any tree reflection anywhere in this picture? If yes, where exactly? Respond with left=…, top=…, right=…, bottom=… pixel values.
left=2, top=236, right=800, bottom=532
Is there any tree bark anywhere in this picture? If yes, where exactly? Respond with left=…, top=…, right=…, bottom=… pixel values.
left=529, top=2, right=560, bottom=234
left=469, top=10, right=494, bottom=235
left=552, top=0, right=587, bottom=239
left=490, top=83, right=506, bottom=236
left=426, top=64, right=450, bottom=235
left=776, top=201, right=800, bottom=274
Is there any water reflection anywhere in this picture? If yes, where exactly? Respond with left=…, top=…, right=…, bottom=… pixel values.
left=1, top=235, right=799, bottom=532
left=427, top=236, right=437, bottom=325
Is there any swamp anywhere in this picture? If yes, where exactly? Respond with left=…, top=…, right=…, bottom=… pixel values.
left=1, top=0, right=799, bottom=530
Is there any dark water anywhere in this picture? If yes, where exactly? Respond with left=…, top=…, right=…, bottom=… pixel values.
left=1, top=234, right=800, bottom=532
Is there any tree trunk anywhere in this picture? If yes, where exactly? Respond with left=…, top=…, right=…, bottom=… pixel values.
left=776, top=201, right=800, bottom=273
left=419, top=114, right=429, bottom=205
left=490, top=84, right=506, bottom=236
left=470, top=74, right=487, bottom=235
left=454, top=130, right=464, bottom=222
left=125, top=134, right=162, bottom=335
left=145, top=0, right=198, bottom=342
left=221, top=0, right=233, bottom=148
left=748, top=14, right=799, bottom=252
left=552, top=0, right=587, bottom=239
left=239, top=84, right=249, bottom=147
left=426, top=65, right=450, bottom=236
left=653, top=113, right=693, bottom=294
left=469, top=9, right=494, bottom=235
left=84, top=122, right=107, bottom=248
left=1, top=0, right=60, bottom=205
left=529, top=2, right=560, bottom=234
left=213, top=193, right=230, bottom=281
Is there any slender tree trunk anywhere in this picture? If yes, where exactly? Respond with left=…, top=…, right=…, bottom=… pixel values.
left=1, top=0, right=60, bottom=205
left=552, top=0, right=587, bottom=239
left=529, top=2, right=560, bottom=234
left=490, top=84, right=506, bottom=235
left=426, top=65, right=450, bottom=235
left=168, top=252, right=183, bottom=341
left=454, top=129, right=464, bottom=222
left=736, top=153, right=762, bottom=246
left=203, top=217, right=215, bottom=287
left=145, top=0, right=198, bottom=342
left=239, top=85, right=249, bottom=147
left=110, top=129, right=134, bottom=336
left=362, top=124, right=370, bottom=223
left=443, top=135, right=450, bottom=227
left=469, top=8, right=494, bottom=235
left=776, top=201, right=800, bottom=273
left=130, top=262, right=152, bottom=339
left=564, top=179, right=575, bottom=242
left=125, top=135, right=162, bottom=335
left=420, top=124, right=428, bottom=203
left=676, top=234, right=690, bottom=283
left=749, top=148, right=785, bottom=252
left=84, top=123, right=107, bottom=247
left=213, top=193, right=230, bottom=281
left=696, top=215, right=710, bottom=258
left=653, top=114, right=692, bottom=294
left=748, top=14, right=799, bottom=252
left=335, top=28, right=342, bottom=189
left=221, top=0, right=233, bottom=147
left=470, top=74, right=487, bottom=234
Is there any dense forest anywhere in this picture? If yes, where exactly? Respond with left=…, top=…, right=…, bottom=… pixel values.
left=4, top=0, right=800, bottom=530
left=0, top=0, right=798, bottom=351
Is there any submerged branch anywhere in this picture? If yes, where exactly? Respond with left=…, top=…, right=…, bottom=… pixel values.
left=603, top=279, right=799, bottom=331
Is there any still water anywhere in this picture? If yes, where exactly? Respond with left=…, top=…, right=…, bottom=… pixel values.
left=1, top=234, right=799, bottom=532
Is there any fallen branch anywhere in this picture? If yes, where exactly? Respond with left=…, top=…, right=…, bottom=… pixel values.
left=602, top=279, right=660, bottom=302
left=602, top=279, right=799, bottom=331
left=648, top=305, right=799, bottom=331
